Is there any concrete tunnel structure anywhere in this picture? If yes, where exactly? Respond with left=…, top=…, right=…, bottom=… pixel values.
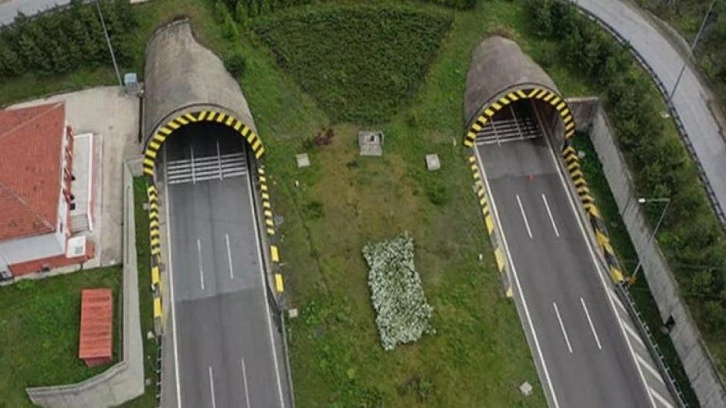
left=464, top=36, right=624, bottom=283
left=463, top=36, right=576, bottom=149
left=142, top=18, right=265, bottom=178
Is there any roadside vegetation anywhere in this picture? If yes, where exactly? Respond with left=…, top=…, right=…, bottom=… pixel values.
left=632, top=0, right=726, bottom=111
left=0, top=267, right=122, bottom=408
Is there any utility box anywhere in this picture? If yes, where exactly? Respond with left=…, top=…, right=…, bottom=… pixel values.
left=359, top=131, right=384, bottom=157
left=124, top=73, right=141, bottom=96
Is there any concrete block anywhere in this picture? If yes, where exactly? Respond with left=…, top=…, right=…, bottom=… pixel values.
left=426, top=154, right=440, bottom=171
left=296, top=153, right=310, bottom=168
left=519, top=381, right=533, bottom=396
left=288, top=308, right=299, bottom=319
left=359, top=131, right=384, bottom=156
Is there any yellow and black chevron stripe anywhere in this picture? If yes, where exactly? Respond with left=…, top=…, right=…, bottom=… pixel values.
left=468, top=156, right=507, bottom=278
left=561, top=143, right=624, bottom=283
left=464, top=87, right=576, bottom=148
left=258, top=166, right=275, bottom=236
left=143, top=110, right=266, bottom=176
left=147, top=182, right=163, bottom=333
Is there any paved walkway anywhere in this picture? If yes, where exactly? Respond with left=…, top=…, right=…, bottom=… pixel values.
left=575, top=0, right=726, bottom=224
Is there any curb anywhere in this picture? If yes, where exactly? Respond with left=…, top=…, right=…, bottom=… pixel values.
left=561, top=142, right=625, bottom=283
left=468, top=155, right=513, bottom=298
left=257, top=165, right=283, bottom=294
left=146, top=182, right=163, bottom=335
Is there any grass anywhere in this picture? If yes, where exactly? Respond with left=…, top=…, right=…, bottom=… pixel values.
left=0, top=267, right=122, bottom=408
left=118, top=177, right=160, bottom=408
left=571, top=134, right=700, bottom=407
left=253, top=4, right=453, bottom=123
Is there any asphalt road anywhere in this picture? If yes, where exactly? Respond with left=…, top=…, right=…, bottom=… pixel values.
left=477, top=136, right=652, bottom=407
left=576, top=0, right=726, bottom=223
left=163, top=128, right=288, bottom=408
left=0, top=0, right=70, bottom=25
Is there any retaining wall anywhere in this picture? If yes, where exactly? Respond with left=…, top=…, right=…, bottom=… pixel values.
left=569, top=98, right=726, bottom=408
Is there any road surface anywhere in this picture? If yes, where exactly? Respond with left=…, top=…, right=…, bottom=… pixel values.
left=474, top=101, right=672, bottom=407
left=162, top=126, right=288, bottom=408
left=576, top=0, right=726, bottom=223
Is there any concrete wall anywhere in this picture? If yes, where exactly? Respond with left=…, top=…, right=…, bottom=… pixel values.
left=568, top=99, right=726, bottom=408
left=26, top=163, right=145, bottom=408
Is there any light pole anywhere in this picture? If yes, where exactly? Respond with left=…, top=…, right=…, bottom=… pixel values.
left=668, top=0, right=717, bottom=103
left=95, top=0, right=122, bottom=87
left=628, top=197, right=670, bottom=286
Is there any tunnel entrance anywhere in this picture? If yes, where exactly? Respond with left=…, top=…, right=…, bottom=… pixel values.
left=474, top=98, right=543, bottom=146
left=160, top=122, right=250, bottom=186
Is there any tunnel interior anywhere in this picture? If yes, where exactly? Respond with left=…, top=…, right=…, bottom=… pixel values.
left=159, top=122, right=251, bottom=186
left=471, top=95, right=567, bottom=149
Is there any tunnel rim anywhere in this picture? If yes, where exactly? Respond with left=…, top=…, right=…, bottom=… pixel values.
left=142, top=107, right=265, bottom=176
left=463, top=84, right=576, bottom=148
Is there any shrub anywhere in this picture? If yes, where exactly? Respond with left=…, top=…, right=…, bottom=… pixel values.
left=254, top=5, right=452, bottom=123
left=363, top=233, right=434, bottom=351
left=224, top=51, right=247, bottom=77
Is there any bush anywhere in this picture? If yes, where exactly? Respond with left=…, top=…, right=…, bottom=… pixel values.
left=254, top=5, right=452, bottom=123
left=224, top=51, right=247, bottom=77
left=0, top=0, right=137, bottom=78
left=363, top=233, right=434, bottom=351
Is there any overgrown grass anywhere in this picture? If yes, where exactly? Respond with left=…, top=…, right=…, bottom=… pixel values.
left=254, top=5, right=453, bottom=123
left=0, top=267, right=122, bottom=408
left=572, top=134, right=699, bottom=407
left=118, top=177, right=159, bottom=408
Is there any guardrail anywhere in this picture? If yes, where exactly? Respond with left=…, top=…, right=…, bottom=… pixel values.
left=614, top=282, right=688, bottom=407
left=573, top=4, right=726, bottom=230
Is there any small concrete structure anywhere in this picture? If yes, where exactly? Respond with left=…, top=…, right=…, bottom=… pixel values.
left=359, top=131, right=384, bottom=157
left=296, top=153, right=310, bottom=168
left=519, top=381, right=533, bottom=396
left=425, top=154, right=440, bottom=171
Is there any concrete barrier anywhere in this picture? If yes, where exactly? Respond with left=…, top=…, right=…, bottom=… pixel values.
left=26, top=162, right=145, bottom=408
left=569, top=99, right=726, bottom=408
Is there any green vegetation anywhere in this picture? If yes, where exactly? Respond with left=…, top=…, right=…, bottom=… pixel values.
left=254, top=5, right=452, bottom=123
left=0, top=267, right=122, bottom=408
left=0, top=0, right=137, bottom=78
left=572, top=134, right=699, bottom=407
left=119, top=177, right=160, bottom=408
left=527, top=0, right=726, bottom=383
left=632, top=0, right=726, bottom=110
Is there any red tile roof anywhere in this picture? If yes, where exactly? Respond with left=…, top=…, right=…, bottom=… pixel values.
left=0, top=102, right=65, bottom=242
left=78, top=287, right=113, bottom=367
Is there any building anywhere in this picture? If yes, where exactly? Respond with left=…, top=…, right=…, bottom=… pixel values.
left=0, top=102, right=96, bottom=280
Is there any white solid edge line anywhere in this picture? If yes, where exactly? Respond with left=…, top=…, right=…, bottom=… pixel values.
left=197, top=238, right=205, bottom=290
left=623, top=321, right=647, bottom=348
left=163, top=147, right=183, bottom=408
left=516, top=194, right=533, bottom=239
left=474, top=147, right=561, bottom=408
left=542, top=193, right=560, bottom=237
left=650, top=386, right=675, bottom=408
left=580, top=297, right=603, bottom=350
left=609, top=289, right=628, bottom=314
left=245, top=162, right=286, bottom=408
left=537, top=103, right=657, bottom=408
left=553, top=302, right=574, bottom=354
left=636, top=353, right=666, bottom=385
left=225, top=233, right=234, bottom=280
left=241, top=358, right=252, bottom=408
left=208, top=366, right=217, bottom=408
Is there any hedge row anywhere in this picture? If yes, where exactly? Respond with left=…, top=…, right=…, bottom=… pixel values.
left=0, top=0, right=137, bottom=79
left=525, top=0, right=726, bottom=348
left=253, top=5, right=452, bottom=123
